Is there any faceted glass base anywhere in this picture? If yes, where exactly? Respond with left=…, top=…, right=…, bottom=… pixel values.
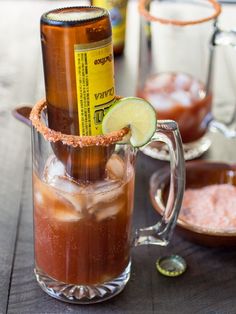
left=35, top=262, right=131, bottom=304
left=141, top=134, right=211, bottom=161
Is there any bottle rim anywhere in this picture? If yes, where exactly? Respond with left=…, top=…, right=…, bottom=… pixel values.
left=41, top=6, right=109, bottom=27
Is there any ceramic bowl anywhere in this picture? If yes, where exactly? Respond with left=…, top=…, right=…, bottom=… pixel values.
left=150, top=161, right=236, bottom=247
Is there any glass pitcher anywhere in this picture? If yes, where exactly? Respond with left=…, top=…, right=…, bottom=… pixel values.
left=30, top=99, right=185, bottom=304
left=137, top=0, right=236, bottom=160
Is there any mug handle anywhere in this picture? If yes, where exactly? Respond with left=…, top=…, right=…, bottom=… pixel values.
left=206, top=24, right=236, bottom=138
left=134, top=120, right=185, bottom=246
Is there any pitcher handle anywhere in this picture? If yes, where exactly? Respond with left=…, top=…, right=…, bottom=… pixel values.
left=206, top=24, right=236, bottom=138
left=134, top=120, right=185, bottom=246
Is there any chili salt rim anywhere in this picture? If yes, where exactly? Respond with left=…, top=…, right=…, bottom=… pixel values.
left=29, top=99, right=129, bottom=147
left=138, top=0, right=221, bottom=26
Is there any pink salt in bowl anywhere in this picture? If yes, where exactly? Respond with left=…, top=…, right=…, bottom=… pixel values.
left=150, top=161, right=236, bottom=247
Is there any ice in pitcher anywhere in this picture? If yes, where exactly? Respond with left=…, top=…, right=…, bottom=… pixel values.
left=137, top=72, right=212, bottom=143
left=34, top=153, right=134, bottom=285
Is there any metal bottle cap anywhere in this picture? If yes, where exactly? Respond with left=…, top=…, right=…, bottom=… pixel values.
left=156, top=255, right=187, bottom=277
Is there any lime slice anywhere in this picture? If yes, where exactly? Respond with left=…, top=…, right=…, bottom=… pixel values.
left=102, top=97, right=157, bottom=147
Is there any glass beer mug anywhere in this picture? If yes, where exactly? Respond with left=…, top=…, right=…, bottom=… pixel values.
left=137, top=0, right=236, bottom=160
left=31, top=99, right=185, bottom=304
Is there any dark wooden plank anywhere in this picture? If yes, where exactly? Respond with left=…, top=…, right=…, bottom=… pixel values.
left=0, top=115, right=29, bottom=314
left=0, top=2, right=41, bottom=312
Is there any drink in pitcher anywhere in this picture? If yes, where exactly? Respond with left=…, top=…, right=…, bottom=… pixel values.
left=34, top=152, right=134, bottom=286
left=137, top=72, right=212, bottom=144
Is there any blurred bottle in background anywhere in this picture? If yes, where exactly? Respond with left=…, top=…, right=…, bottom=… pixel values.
left=92, top=0, right=128, bottom=56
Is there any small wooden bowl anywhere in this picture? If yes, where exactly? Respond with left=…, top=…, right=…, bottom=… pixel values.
left=150, top=161, right=236, bottom=247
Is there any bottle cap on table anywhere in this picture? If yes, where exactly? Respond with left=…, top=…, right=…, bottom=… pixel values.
left=156, top=255, right=187, bottom=277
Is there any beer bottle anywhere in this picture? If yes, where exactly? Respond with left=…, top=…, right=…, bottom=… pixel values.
left=91, top=0, right=128, bottom=56
left=40, top=7, right=116, bottom=181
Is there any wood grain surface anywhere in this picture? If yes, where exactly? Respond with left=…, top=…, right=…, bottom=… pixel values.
left=1, top=1, right=236, bottom=314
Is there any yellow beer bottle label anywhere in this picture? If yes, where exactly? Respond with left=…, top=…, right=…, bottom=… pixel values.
left=74, top=38, right=115, bottom=136
left=93, top=0, right=127, bottom=47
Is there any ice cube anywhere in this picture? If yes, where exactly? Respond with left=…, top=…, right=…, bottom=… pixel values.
left=50, top=176, right=83, bottom=194
left=94, top=180, right=123, bottom=203
left=34, top=191, right=44, bottom=206
left=53, top=207, right=83, bottom=222
left=50, top=176, right=86, bottom=213
left=147, top=73, right=172, bottom=91
left=190, top=80, right=204, bottom=100
left=34, top=170, right=85, bottom=220
left=33, top=175, right=58, bottom=211
left=148, top=94, right=174, bottom=111
left=171, top=90, right=191, bottom=107
left=44, top=155, right=66, bottom=183
left=88, top=179, right=124, bottom=214
left=106, top=154, right=125, bottom=180
left=175, top=73, right=191, bottom=90
left=95, top=201, right=124, bottom=221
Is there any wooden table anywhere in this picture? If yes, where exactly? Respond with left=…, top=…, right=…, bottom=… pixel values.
left=1, top=1, right=236, bottom=313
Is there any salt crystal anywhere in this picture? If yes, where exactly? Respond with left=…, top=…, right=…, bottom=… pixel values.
left=180, top=184, right=236, bottom=231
